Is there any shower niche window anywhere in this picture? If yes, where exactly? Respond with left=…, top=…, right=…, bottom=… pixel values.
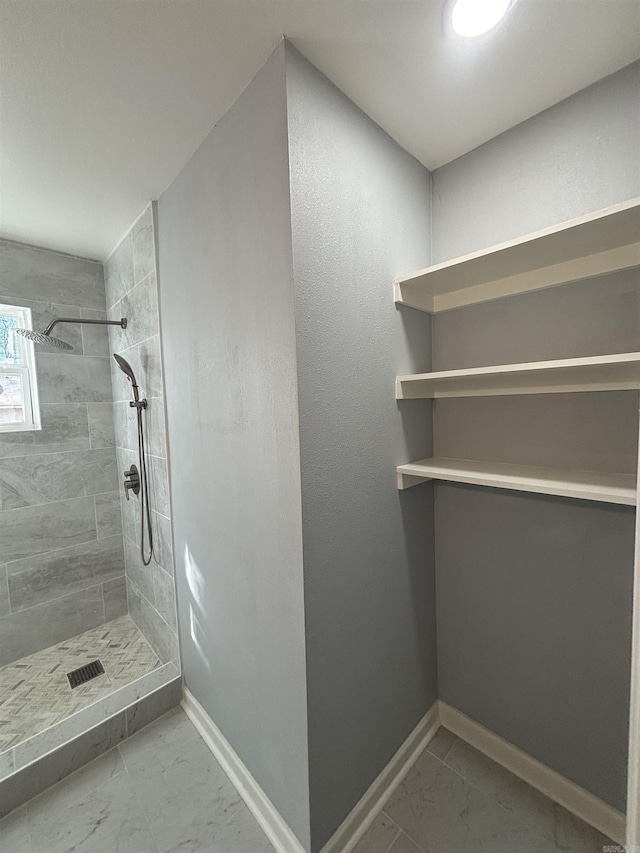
left=0, top=303, right=40, bottom=431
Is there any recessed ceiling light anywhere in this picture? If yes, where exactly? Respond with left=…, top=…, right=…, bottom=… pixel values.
left=450, top=0, right=514, bottom=38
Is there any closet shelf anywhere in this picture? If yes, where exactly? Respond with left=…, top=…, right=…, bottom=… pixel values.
left=394, top=197, right=640, bottom=313
left=396, top=352, right=640, bottom=399
left=396, top=457, right=636, bottom=505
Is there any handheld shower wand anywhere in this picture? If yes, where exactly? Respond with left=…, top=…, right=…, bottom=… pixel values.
left=113, top=353, right=154, bottom=566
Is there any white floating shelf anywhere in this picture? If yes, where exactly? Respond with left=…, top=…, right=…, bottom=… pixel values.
left=396, top=352, right=640, bottom=399
left=394, top=197, right=640, bottom=313
left=396, top=457, right=636, bottom=505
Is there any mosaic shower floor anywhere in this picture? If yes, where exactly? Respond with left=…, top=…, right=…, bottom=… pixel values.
left=0, top=615, right=161, bottom=753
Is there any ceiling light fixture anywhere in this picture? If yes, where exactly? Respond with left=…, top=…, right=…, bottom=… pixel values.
left=450, top=0, right=514, bottom=38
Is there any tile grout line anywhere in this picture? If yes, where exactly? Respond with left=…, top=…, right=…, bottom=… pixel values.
left=23, top=749, right=128, bottom=834
left=116, top=741, right=164, bottom=853
left=4, top=526, right=122, bottom=569
left=435, top=738, right=577, bottom=850
left=2, top=571, right=125, bottom=619
left=379, top=816, right=403, bottom=853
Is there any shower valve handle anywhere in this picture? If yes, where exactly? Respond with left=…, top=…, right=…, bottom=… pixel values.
left=124, top=465, right=141, bottom=501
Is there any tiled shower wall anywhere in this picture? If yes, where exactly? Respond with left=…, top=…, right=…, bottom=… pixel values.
left=105, top=205, right=179, bottom=665
left=0, top=240, right=125, bottom=667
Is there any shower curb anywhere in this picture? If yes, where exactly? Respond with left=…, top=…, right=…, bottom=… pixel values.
left=0, top=674, right=182, bottom=819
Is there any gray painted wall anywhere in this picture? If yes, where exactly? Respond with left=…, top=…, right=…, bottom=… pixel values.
left=285, top=45, right=436, bottom=851
left=432, top=59, right=640, bottom=263
left=157, top=44, right=311, bottom=849
left=436, top=485, right=634, bottom=810
left=105, top=205, right=179, bottom=666
left=0, top=240, right=124, bottom=666
left=431, top=61, right=640, bottom=810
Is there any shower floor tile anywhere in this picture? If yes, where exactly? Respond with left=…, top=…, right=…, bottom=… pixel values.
left=0, top=615, right=161, bottom=753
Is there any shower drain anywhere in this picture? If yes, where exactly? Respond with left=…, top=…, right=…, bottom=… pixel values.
left=67, top=659, right=105, bottom=689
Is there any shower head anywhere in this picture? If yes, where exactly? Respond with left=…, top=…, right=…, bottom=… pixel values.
left=15, top=328, right=74, bottom=351
left=15, top=316, right=126, bottom=352
left=113, top=353, right=138, bottom=386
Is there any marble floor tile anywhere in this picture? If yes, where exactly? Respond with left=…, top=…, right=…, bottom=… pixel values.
left=193, top=803, right=276, bottom=853
left=26, top=748, right=124, bottom=824
left=28, top=770, right=157, bottom=853
left=120, top=708, right=243, bottom=852
left=352, top=811, right=402, bottom=853
left=424, top=726, right=457, bottom=762
left=443, top=737, right=613, bottom=852
left=385, top=747, right=557, bottom=853
left=0, top=804, right=31, bottom=853
left=388, top=832, right=424, bottom=853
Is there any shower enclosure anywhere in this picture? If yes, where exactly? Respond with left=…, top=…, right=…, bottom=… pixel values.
left=0, top=204, right=180, bottom=811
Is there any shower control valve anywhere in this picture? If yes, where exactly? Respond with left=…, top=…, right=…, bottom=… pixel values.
left=124, top=464, right=141, bottom=501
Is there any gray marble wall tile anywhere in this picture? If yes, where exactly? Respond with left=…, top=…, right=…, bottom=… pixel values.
left=95, top=491, right=123, bottom=539
left=0, top=237, right=124, bottom=667
left=132, top=207, right=156, bottom=286
left=128, top=580, right=178, bottom=665
left=80, top=307, right=110, bottom=357
left=0, top=239, right=105, bottom=309
left=121, top=490, right=140, bottom=546
left=125, top=534, right=156, bottom=604
left=145, top=397, right=166, bottom=459
left=106, top=209, right=179, bottom=674
left=87, top=401, right=116, bottom=449
left=125, top=676, right=182, bottom=737
left=149, top=454, right=170, bottom=518
left=36, top=353, right=113, bottom=404
left=152, top=510, right=174, bottom=576
left=0, top=496, right=97, bottom=561
left=105, top=231, right=134, bottom=311
left=0, top=712, right=126, bottom=818
left=7, top=535, right=124, bottom=611
left=112, top=399, right=137, bottom=452
left=109, top=272, right=159, bottom=349
left=0, top=403, right=89, bottom=458
left=0, top=563, right=9, bottom=616
left=0, top=585, right=104, bottom=666
left=154, top=569, right=177, bottom=632
left=0, top=447, right=118, bottom=509
left=103, top=575, right=128, bottom=621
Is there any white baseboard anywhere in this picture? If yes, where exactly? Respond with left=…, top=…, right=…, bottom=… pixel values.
left=182, top=689, right=624, bottom=851
left=181, top=689, right=306, bottom=853
left=320, top=701, right=440, bottom=853
left=439, top=701, right=626, bottom=845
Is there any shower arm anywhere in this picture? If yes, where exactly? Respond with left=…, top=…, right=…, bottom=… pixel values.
left=43, top=317, right=127, bottom=335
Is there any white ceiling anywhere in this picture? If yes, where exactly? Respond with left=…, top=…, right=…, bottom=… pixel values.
left=1, top=1, right=638, bottom=261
